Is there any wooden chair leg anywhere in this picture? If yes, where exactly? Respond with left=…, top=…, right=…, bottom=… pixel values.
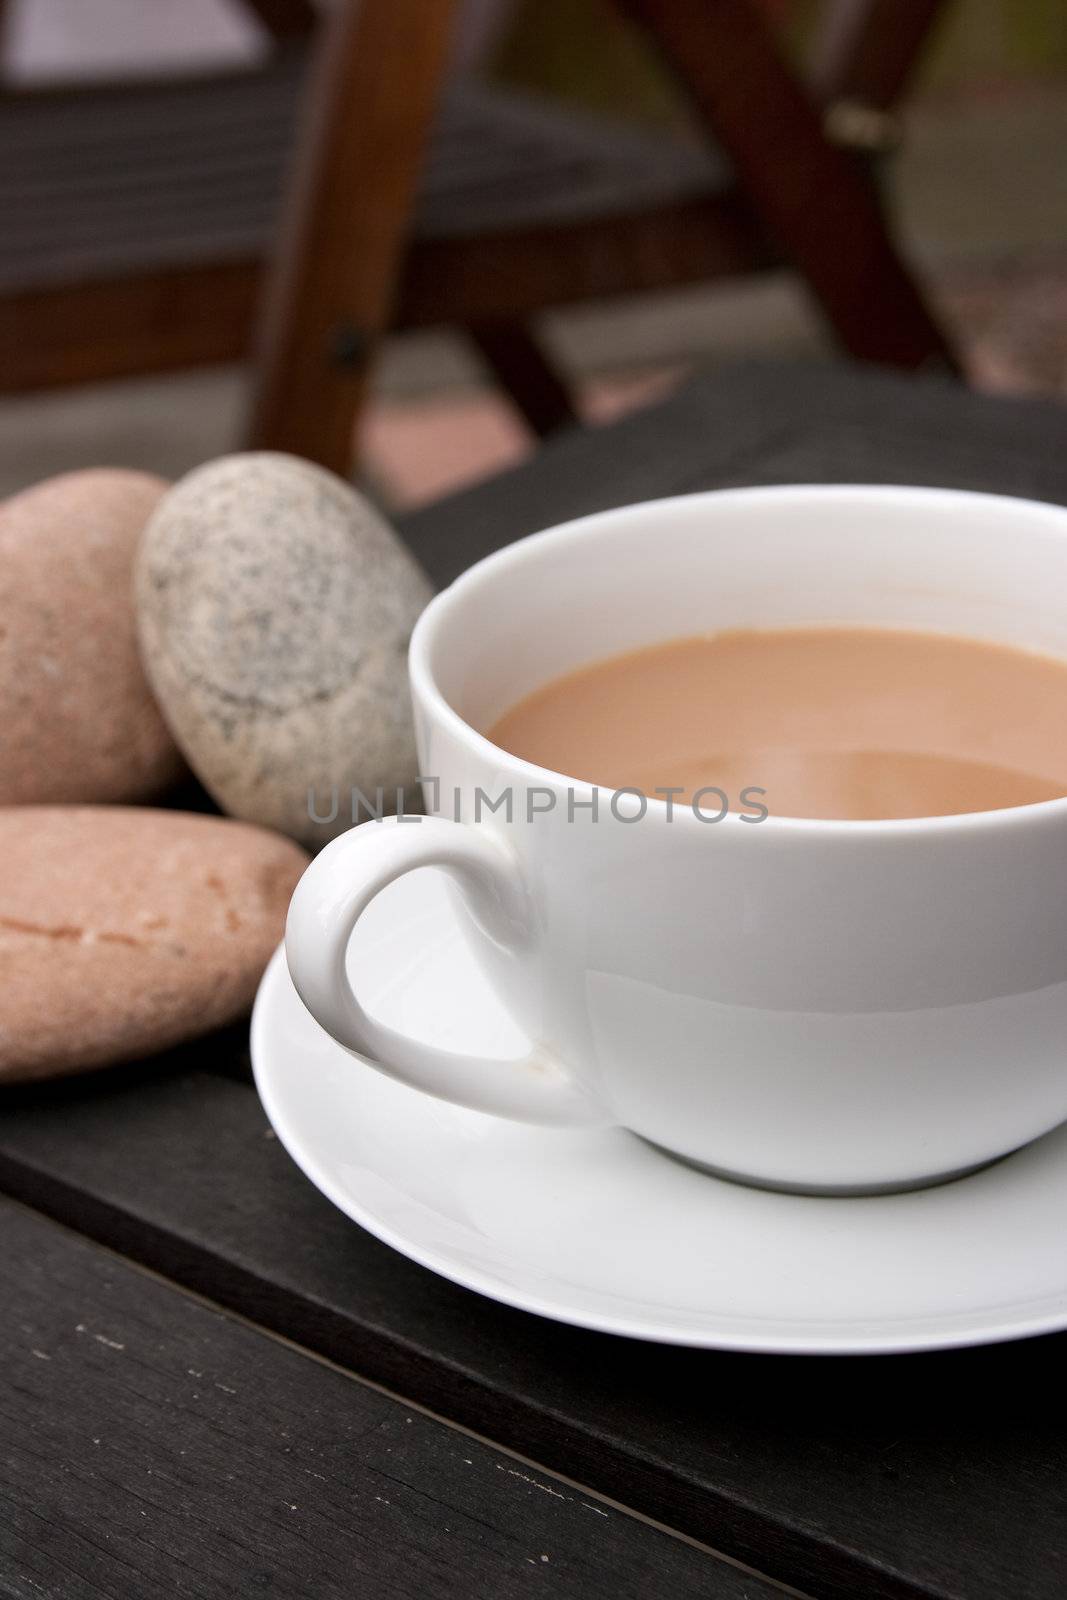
left=617, top=0, right=959, bottom=374
left=467, top=320, right=579, bottom=438
left=810, top=0, right=948, bottom=108
left=246, top=0, right=462, bottom=475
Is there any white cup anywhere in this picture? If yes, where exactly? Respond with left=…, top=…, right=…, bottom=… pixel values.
left=286, top=485, right=1067, bottom=1194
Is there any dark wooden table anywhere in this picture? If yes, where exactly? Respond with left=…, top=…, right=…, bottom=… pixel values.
left=3, top=364, right=1067, bottom=1600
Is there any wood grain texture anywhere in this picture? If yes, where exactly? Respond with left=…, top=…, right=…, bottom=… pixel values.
left=0, top=1197, right=781, bottom=1600
left=1, top=1065, right=1064, bottom=1600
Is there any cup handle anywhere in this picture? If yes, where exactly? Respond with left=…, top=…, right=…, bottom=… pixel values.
left=285, top=815, right=605, bottom=1125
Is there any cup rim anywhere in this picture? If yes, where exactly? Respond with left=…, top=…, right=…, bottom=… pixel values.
left=409, top=482, right=1067, bottom=837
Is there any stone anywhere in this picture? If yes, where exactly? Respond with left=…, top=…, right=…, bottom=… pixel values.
left=0, top=807, right=309, bottom=1083
left=135, top=452, right=433, bottom=847
left=0, top=468, right=184, bottom=805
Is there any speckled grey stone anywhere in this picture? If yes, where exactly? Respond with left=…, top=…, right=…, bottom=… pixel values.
left=135, top=453, right=432, bottom=846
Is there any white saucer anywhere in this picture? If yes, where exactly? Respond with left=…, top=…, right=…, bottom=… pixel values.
left=251, top=868, right=1067, bottom=1355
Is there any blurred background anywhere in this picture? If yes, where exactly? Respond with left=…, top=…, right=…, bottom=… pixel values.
left=1, top=0, right=1065, bottom=510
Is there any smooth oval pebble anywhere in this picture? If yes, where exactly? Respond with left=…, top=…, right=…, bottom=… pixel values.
left=0, top=469, right=184, bottom=804
left=135, top=453, right=433, bottom=846
left=0, top=807, right=309, bottom=1082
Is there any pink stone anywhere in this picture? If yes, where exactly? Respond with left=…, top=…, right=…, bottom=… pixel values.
left=0, top=469, right=184, bottom=804
left=0, top=807, right=309, bottom=1082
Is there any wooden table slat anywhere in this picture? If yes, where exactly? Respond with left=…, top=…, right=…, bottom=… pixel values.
left=400, top=363, right=1067, bottom=591
left=1, top=1065, right=1063, bottom=1600
left=0, top=1196, right=780, bottom=1600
